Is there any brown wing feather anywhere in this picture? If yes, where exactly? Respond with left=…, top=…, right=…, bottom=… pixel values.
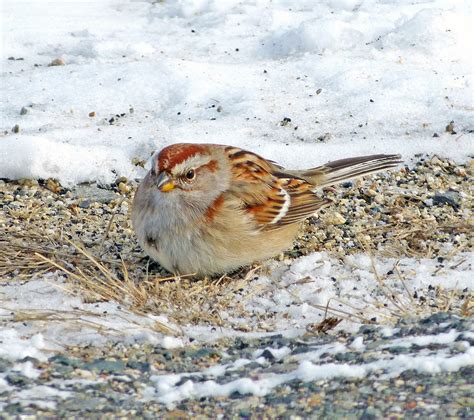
left=267, top=177, right=331, bottom=229
left=225, top=147, right=330, bottom=231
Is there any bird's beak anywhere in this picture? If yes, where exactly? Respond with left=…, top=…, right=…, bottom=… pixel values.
left=155, top=171, right=175, bottom=192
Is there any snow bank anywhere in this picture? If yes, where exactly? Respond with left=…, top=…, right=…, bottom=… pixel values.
left=1, top=0, right=472, bottom=185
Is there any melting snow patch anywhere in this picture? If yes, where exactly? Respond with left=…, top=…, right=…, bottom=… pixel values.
left=0, top=330, right=49, bottom=362
left=0, top=252, right=472, bottom=358
left=147, top=342, right=473, bottom=408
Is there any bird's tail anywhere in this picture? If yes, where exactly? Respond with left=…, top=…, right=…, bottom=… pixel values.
left=289, top=154, right=402, bottom=188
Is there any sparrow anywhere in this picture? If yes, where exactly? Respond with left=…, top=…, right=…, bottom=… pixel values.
left=132, top=143, right=401, bottom=276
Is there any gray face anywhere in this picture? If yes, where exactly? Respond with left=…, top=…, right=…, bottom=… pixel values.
left=147, top=150, right=231, bottom=218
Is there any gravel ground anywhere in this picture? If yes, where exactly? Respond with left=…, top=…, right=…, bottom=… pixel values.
left=1, top=155, right=473, bottom=417
left=0, top=313, right=472, bottom=418
left=2, top=155, right=472, bottom=273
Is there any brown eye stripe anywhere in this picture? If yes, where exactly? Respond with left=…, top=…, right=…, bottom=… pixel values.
left=197, top=160, right=218, bottom=173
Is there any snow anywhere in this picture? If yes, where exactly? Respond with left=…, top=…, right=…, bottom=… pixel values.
left=0, top=330, right=49, bottom=362
left=147, top=343, right=474, bottom=408
left=349, top=336, right=365, bottom=351
left=1, top=252, right=471, bottom=363
left=11, top=386, right=71, bottom=410
left=0, top=277, right=184, bottom=362
left=384, top=329, right=461, bottom=348
left=1, top=0, right=473, bottom=408
left=1, top=0, right=473, bottom=185
left=13, top=361, right=41, bottom=380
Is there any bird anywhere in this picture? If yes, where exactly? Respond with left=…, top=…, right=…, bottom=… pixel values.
left=132, top=143, right=401, bottom=276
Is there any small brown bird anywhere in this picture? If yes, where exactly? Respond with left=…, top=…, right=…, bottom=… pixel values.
left=132, top=143, right=401, bottom=276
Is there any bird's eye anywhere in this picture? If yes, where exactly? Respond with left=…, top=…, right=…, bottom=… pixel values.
left=185, top=169, right=195, bottom=180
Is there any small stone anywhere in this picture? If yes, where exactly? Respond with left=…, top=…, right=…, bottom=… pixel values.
left=78, top=200, right=92, bottom=209
left=394, top=379, right=405, bottom=387
left=316, top=88, right=322, bottom=95
left=374, top=194, right=384, bottom=204
left=49, top=58, right=66, bottom=66
left=118, top=182, right=131, bottom=194
left=280, top=117, right=292, bottom=126
left=308, top=393, right=323, bottom=406
left=18, top=178, right=38, bottom=187
left=74, top=369, right=96, bottom=380
left=12, top=124, right=20, bottom=133
left=405, top=401, right=417, bottom=410
left=45, top=178, right=61, bottom=193
left=132, top=157, right=146, bottom=168
left=20, top=107, right=29, bottom=115
left=166, top=409, right=189, bottom=419
left=72, top=185, right=117, bottom=204
left=120, top=201, right=129, bottom=214
left=260, top=349, right=276, bottom=361
left=89, top=111, right=96, bottom=117
left=325, top=212, right=346, bottom=225
left=445, top=120, right=456, bottom=134
left=432, top=191, right=460, bottom=209
left=324, top=240, right=336, bottom=249
left=6, top=374, right=31, bottom=386
left=84, top=359, right=126, bottom=373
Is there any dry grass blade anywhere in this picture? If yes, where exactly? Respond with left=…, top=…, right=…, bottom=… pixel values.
left=100, top=196, right=124, bottom=250
left=31, top=237, right=258, bottom=330
left=395, top=264, right=416, bottom=306
left=34, top=247, right=182, bottom=336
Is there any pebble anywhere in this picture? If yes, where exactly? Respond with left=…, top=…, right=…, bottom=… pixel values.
left=49, top=58, right=66, bottom=66
left=432, top=191, right=460, bottom=209
left=72, top=185, right=118, bottom=204
left=78, top=200, right=92, bottom=209
left=324, top=212, right=346, bottom=225
left=118, top=182, right=131, bottom=194
left=374, top=194, right=384, bottom=204
left=46, top=178, right=61, bottom=193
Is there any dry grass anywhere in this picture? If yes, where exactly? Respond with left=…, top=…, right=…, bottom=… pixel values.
left=1, top=166, right=472, bottom=335
left=5, top=234, right=260, bottom=326
left=355, top=220, right=472, bottom=259
left=2, top=227, right=471, bottom=333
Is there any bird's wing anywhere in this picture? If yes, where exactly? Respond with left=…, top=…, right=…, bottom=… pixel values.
left=224, top=146, right=331, bottom=230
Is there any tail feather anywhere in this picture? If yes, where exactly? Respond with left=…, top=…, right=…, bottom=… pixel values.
left=291, top=154, right=402, bottom=188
